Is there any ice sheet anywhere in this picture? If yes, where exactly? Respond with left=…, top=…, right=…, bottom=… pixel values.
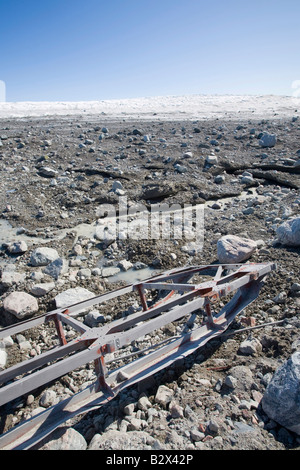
left=0, top=94, right=299, bottom=121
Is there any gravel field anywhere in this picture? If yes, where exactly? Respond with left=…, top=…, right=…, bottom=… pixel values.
left=0, top=95, right=299, bottom=450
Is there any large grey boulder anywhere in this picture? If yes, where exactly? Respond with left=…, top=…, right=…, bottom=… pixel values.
left=217, top=235, right=257, bottom=263
left=261, top=352, right=300, bottom=435
left=276, top=217, right=300, bottom=247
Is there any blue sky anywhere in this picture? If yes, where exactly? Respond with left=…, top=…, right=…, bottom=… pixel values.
left=1, top=0, right=300, bottom=101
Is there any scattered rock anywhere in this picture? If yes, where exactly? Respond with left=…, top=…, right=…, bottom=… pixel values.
left=54, top=287, right=95, bottom=310
left=43, top=258, right=68, bottom=280
left=217, top=235, right=257, bottom=263
left=259, top=132, right=277, bottom=148
left=6, top=241, right=28, bottom=254
left=276, top=217, right=300, bottom=246
left=3, top=292, right=39, bottom=319
left=88, top=430, right=161, bottom=450
left=262, top=352, right=300, bottom=436
left=30, top=282, right=56, bottom=297
left=155, top=385, right=174, bottom=408
left=36, top=427, right=87, bottom=450
left=30, top=247, right=59, bottom=267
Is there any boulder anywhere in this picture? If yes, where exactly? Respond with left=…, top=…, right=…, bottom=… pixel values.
left=3, top=291, right=39, bottom=319
left=30, top=247, right=59, bottom=266
left=276, top=217, right=300, bottom=247
left=261, top=352, right=300, bottom=435
left=217, top=235, right=257, bottom=263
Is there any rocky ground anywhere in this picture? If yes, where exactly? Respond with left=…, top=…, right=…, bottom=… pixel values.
left=0, top=112, right=299, bottom=450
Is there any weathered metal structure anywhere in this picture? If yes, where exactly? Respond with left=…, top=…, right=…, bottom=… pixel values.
left=0, top=262, right=276, bottom=449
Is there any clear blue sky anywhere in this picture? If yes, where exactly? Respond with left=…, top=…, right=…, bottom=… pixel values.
left=1, top=0, right=300, bottom=101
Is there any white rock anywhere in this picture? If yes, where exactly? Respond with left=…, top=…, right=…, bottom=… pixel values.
left=206, top=154, right=218, bottom=165
left=39, top=389, right=58, bottom=408
left=238, top=337, right=262, bottom=355
left=217, top=235, right=257, bottom=263
left=55, top=287, right=95, bottom=310
left=0, top=350, right=7, bottom=369
left=7, top=241, right=28, bottom=254
left=37, top=427, right=87, bottom=450
left=30, top=282, right=56, bottom=297
left=30, top=247, right=59, bottom=266
left=155, top=385, right=174, bottom=408
left=101, top=266, right=120, bottom=277
left=276, top=217, right=300, bottom=247
left=118, top=259, right=133, bottom=271
left=3, top=292, right=39, bottom=319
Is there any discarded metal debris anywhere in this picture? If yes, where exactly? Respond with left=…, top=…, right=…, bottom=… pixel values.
left=0, top=262, right=275, bottom=449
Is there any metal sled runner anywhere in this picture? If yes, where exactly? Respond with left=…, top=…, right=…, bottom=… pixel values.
left=0, top=262, right=276, bottom=450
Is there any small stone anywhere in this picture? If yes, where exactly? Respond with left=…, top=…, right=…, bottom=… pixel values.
left=118, top=259, right=133, bottom=271
left=206, top=154, right=218, bottom=165
left=259, top=133, right=277, bottom=148
left=101, top=266, right=120, bottom=277
left=38, top=166, right=58, bottom=178
left=154, top=385, right=174, bottom=408
left=39, top=389, right=58, bottom=408
left=238, top=337, right=262, bottom=355
left=190, top=428, right=205, bottom=442
left=138, top=395, right=152, bottom=411
left=214, top=174, right=225, bottom=184
left=224, top=375, right=238, bottom=389
left=169, top=400, right=184, bottom=418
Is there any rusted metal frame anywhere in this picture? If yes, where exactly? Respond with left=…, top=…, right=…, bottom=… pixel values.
left=47, top=311, right=90, bottom=335
left=106, top=294, right=206, bottom=353
left=0, top=264, right=274, bottom=450
left=101, top=263, right=271, bottom=337
left=103, top=287, right=203, bottom=336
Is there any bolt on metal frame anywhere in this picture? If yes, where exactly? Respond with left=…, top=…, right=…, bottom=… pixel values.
left=0, top=262, right=276, bottom=449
